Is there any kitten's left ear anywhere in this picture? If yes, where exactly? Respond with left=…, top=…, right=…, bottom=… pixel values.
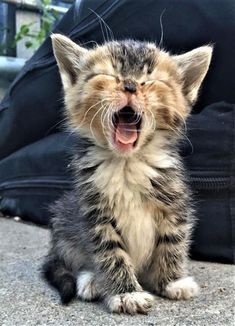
left=173, top=46, right=213, bottom=104
left=51, top=34, right=88, bottom=90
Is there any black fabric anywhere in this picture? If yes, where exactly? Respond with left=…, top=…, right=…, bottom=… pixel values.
left=184, top=102, right=235, bottom=263
left=0, top=0, right=234, bottom=263
left=0, top=133, right=73, bottom=224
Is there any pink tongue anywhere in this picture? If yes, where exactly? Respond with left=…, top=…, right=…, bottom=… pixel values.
left=115, top=118, right=138, bottom=145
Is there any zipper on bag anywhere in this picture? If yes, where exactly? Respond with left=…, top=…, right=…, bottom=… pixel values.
left=189, top=176, right=230, bottom=190
left=0, top=175, right=230, bottom=192
left=0, top=178, right=72, bottom=191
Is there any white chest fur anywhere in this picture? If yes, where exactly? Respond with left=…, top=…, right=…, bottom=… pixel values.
left=92, top=155, right=160, bottom=269
left=90, top=137, right=177, bottom=270
left=117, top=201, right=156, bottom=270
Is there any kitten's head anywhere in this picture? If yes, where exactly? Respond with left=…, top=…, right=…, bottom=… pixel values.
left=52, top=34, right=212, bottom=155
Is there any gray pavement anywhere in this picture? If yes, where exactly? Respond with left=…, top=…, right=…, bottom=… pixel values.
left=0, top=217, right=234, bottom=326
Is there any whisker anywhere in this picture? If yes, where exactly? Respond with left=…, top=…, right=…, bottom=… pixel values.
left=100, top=103, right=107, bottom=127
left=89, top=9, right=114, bottom=42
left=104, top=104, right=114, bottom=132
left=173, top=110, right=187, bottom=133
left=146, top=101, right=188, bottom=133
left=143, top=107, right=157, bottom=131
left=63, top=99, right=109, bottom=134
left=77, top=98, right=110, bottom=129
left=101, top=103, right=111, bottom=132
left=159, top=8, right=166, bottom=49
left=45, top=116, right=68, bottom=136
left=89, top=104, right=106, bottom=139
left=168, top=125, right=194, bottom=154
left=101, top=103, right=117, bottom=145
left=81, top=40, right=99, bottom=48
left=89, top=98, right=115, bottom=140
left=62, top=125, right=82, bottom=143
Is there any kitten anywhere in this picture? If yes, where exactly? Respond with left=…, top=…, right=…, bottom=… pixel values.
left=42, top=34, right=212, bottom=314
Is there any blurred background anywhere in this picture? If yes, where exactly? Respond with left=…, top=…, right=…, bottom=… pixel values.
left=0, top=0, right=73, bottom=100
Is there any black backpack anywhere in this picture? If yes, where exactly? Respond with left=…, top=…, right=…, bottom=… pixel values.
left=0, top=0, right=234, bottom=263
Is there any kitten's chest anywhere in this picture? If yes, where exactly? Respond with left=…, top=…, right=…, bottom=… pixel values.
left=94, top=158, right=158, bottom=269
left=117, top=200, right=156, bottom=269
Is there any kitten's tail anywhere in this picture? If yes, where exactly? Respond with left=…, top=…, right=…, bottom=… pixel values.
left=42, top=254, right=77, bottom=304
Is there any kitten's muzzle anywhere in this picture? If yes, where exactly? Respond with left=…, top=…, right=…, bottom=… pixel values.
left=112, top=106, right=142, bottom=132
left=112, top=106, right=142, bottom=152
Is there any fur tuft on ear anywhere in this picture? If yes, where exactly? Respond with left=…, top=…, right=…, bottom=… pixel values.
left=173, top=46, right=213, bottom=104
left=51, top=34, right=88, bottom=90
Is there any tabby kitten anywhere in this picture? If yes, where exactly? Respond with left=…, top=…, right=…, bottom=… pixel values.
left=42, top=34, right=212, bottom=314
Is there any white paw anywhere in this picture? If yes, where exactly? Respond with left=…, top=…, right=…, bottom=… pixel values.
left=106, top=291, right=155, bottom=315
left=77, top=271, right=99, bottom=301
left=164, top=276, right=199, bottom=300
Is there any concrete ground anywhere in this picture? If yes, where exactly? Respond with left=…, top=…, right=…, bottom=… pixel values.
left=0, top=217, right=234, bottom=326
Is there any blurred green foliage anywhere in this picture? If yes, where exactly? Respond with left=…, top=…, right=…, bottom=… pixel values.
left=14, top=0, right=58, bottom=49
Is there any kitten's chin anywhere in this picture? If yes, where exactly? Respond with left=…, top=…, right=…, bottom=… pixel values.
left=113, top=141, right=136, bottom=152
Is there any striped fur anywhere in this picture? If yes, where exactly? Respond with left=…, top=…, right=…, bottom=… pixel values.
left=42, top=35, right=212, bottom=314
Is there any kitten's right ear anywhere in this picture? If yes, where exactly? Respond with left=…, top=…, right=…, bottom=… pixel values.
left=51, top=34, right=88, bottom=90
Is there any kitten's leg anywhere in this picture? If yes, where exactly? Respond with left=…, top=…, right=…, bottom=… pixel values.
left=163, top=276, right=199, bottom=300
left=143, top=214, right=199, bottom=300
left=42, top=191, right=92, bottom=304
left=43, top=249, right=100, bottom=303
left=88, top=221, right=155, bottom=314
left=77, top=271, right=100, bottom=301
left=42, top=229, right=88, bottom=304
left=42, top=253, right=77, bottom=304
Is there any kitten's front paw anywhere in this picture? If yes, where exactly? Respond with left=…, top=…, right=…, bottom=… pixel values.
left=106, top=291, right=155, bottom=315
left=163, top=276, right=199, bottom=300
left=77, top=271, right=100, bottom=301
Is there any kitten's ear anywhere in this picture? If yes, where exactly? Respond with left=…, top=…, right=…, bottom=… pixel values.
left=51, top=34, right=88, bottom=90
left=173, top=46, right=213, bottom=104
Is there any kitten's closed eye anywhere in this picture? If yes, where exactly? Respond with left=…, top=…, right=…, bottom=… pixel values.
left=141, top=80, right=171, bottom=88
left=85, top=73, right=117, bottom=82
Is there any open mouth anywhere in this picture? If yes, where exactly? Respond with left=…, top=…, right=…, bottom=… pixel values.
left=112, top=106, right=142, bottom=151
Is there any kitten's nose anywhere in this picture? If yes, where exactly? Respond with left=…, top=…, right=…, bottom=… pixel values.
left=124, top=80, right=137, bottom=93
